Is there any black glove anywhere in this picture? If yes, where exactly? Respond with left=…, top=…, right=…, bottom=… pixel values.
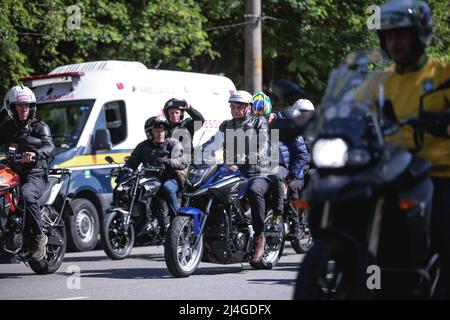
left=420, top=111, right=450, bottom=138
left=154, top=158, right=170, bottom=168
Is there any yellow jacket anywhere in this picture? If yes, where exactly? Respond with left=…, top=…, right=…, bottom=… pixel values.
left=354, top=58, right=450, bottom=177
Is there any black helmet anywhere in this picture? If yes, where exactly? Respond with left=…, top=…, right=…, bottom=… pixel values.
left=144, top=116, right=169, bottom=139
left=163, top=98, right=187, bottom=120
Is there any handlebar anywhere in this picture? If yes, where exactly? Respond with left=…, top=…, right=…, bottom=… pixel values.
left=144, top=166, right=166, bottom=173
left=112, top=165, right=166, bottom=177
left=48, top=168, right=72, bottom=175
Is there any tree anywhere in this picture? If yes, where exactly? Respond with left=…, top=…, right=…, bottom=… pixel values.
left=197, top=0, right=449, bottom=102
left=0, top=0, right=215, bottom=98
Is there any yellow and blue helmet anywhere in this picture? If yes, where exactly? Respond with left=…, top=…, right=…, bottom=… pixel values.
left=251, top=91, right=272, bottom=117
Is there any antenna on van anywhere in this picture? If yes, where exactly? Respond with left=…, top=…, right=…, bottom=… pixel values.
left=154, top=59, right=162, bottom=70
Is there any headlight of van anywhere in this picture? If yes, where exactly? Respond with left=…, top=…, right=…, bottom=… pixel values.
left=312, top=138, right=349, bottom=168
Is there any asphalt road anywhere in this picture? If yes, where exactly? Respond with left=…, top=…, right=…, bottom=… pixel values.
left=0, top=243, right=303, bottom=300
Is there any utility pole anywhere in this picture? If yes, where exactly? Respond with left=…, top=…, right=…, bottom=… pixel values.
left=245, top=0, right=262, bottom=93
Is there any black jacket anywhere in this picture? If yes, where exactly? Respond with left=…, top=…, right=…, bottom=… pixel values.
left=167, top=106, right=205, bottom=141
left=202, top=114, right=270, bottom=175
left=125, top=138, right=188, bottom=180
left=0, top=118, right=55, bottom=176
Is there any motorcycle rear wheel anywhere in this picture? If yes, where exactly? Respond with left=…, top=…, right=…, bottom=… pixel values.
left=29, top=226, right=67, bottom=275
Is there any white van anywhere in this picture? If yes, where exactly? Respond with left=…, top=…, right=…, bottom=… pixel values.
left=21, top=60, right=236, bottom=252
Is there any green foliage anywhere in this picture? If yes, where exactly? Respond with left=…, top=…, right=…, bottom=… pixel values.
left=0, top=0, right=449, bottom=101
left=0, top=0, right=213, bottom=98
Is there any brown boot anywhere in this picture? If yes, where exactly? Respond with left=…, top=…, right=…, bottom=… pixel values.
left=251, top=234, right=266, bottom=264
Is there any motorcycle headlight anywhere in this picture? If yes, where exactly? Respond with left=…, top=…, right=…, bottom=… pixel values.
left=312, top=138, right=349, bottom=168
left=188, top=167, right=210, bottom=187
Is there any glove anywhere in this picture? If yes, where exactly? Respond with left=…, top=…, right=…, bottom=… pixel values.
left=420, top=111, right=450, bottom=138
left=177, top=100, right=190, bottom=110
left=154, top=158, right=170, bottom=168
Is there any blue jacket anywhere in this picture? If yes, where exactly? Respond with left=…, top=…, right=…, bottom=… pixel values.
left=277, top=136, right=308, bottom=180
left=269, top=112, right=309, bottom=180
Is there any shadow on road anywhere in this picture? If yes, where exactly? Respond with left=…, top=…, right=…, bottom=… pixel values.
left=247, top=278, right=297, bottom=286
left=63, top=252, right=166, bottom=263
left=78, top=265, right=245, bottom=280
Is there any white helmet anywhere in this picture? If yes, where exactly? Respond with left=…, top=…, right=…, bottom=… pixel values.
left=3, top=85, right=37, bottom=121
left=229, top=90, right=253, bottom=105
left=292, top=99, right=315, bottom=112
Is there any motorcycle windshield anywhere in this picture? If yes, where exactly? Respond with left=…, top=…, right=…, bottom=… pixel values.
left=310, top=49, right=390, bottom=147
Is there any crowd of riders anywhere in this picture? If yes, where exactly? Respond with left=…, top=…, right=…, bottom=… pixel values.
left=1, top=0, right=449, bottom=299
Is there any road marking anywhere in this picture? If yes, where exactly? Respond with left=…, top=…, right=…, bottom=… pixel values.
left=57, top=296, right=88, bottom=300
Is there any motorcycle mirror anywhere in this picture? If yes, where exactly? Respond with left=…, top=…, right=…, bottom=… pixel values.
left=105, top=156, right=115, bottom=164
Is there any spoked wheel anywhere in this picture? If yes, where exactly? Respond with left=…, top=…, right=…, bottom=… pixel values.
left=251, top=212, right=285, bottom=270
left=294, top=238, right=373, bottom=300
left=100, top=211, right=135, bottom=260
left=29, top=227, right=67, bottom=275
left=164, top=216, right=203, bottom=278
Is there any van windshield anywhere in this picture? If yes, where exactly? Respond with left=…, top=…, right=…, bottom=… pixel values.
left=37, top=100, right=94, bottom=152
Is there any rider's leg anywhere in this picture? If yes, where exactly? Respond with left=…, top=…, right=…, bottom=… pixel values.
left=269, top=166, right=289, bottom=223
left=21, top=174, right=47, bottom=260
left=288, top=179, right=305, bottom=239
left=247, top=178, right=269, bottom=263
left=161, top=179, right=180, bottom=219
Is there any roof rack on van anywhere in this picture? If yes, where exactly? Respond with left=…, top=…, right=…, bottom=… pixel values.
left=50, top=60, right=147, bottom=74
left=20, top=72, right=84, bottom=88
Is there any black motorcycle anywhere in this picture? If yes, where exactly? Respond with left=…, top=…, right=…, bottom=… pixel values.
left=101, top=156, right=169, bottom=260
left=164, top=163, right=285, bottom=278
left=0, top=148, right=72, bottom=274
left=294, top=50, right=442, bottom=299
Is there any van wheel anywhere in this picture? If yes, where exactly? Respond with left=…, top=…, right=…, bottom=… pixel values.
left=66, top=199, right=99, bottom=252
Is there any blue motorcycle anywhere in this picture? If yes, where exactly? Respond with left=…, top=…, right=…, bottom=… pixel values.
left=164, top=164, right=285, bottom=278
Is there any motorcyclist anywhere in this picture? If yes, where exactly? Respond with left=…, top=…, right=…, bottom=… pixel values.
left=124, top=116, right=188, bottom=221
left=354, top=0, right=450, bottom=298
left=264, top=98, right=311, bottom=238
left=0, top=85, right=55, bottom=260
left=278, top=99, right=314, bottom=198
left=163, top=98, right=205, bottom=187
left=201, top=90, right=271, bottom=264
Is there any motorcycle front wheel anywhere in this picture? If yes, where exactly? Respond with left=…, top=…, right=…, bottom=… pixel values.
left=100, top=211, right=135, bottom=260
left=164, top=216, right=203, bottom=278
left=294, top=237, right=373, bottom=300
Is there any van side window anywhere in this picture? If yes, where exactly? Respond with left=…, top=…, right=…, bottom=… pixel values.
left=103, top=101, right=127, bottom=145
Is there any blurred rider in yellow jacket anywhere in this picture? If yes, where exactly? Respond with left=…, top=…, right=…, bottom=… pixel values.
left=354, top=0, right=450, bottom=298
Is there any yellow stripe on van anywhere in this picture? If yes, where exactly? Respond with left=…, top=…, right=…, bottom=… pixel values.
left=54, top=152, right=131, bottom=168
